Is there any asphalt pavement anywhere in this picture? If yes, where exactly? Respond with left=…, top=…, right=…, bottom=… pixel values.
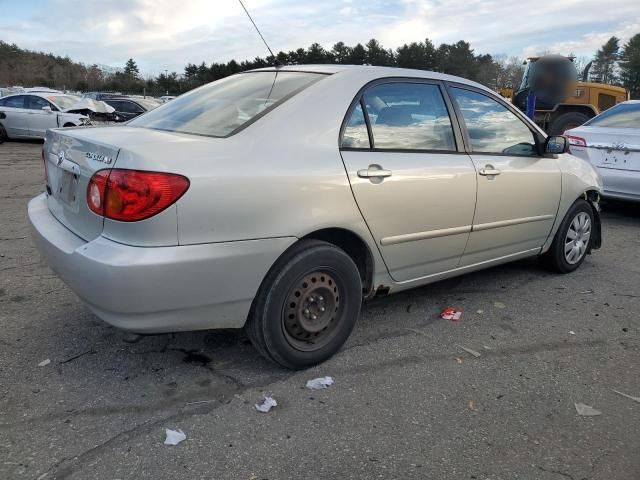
left=1, top=141, right=639, bottom=480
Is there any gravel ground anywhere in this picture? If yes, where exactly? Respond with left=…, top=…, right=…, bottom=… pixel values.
left=1, top=140, right=639, bottom=480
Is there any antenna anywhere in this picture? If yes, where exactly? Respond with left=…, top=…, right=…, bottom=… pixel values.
left=237, top=0, right=281, bottom=66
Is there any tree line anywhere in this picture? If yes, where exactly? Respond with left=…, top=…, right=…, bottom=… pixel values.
left=1, top=34, right=639, bottom=98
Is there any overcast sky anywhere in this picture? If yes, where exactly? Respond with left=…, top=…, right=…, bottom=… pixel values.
left=1, top=0, right=638, bottom=76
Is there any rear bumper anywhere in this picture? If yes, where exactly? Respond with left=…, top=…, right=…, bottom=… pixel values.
left=28, top=193, right=295, bottom=332
left=598, top=167, right=640, bottom=202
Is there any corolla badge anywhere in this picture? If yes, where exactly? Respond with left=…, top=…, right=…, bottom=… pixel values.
left=57, top=150, right=65, bottom=166
left=85, top=152, right=113, bottom=164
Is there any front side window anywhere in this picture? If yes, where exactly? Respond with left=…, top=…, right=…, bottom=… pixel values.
left=362, top=83, right=456, bottom=151
left=130, top=71, right=326, bottom=137
left=341, top=103, right=370, bottom=148
left=450, top=87, right=537, bottom=156
left=585, top=102, right=640, bottom=128
left=27, top=96, right=51, bottom=110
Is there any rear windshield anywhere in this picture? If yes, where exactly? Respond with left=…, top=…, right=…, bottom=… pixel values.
left=585, top=103, right=640, bottom=128
left=129, top=71, right=326, bottom=137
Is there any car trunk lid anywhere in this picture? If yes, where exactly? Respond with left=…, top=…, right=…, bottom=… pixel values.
left=576, top=127, right=640, bottom=173
left=44, top=128, right=121, bottom=241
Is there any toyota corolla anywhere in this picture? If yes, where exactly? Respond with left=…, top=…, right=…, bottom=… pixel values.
left=28, top=65, right=603, bottom=369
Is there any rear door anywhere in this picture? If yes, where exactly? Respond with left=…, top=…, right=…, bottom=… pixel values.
left=26, top=95, right=58, bottom=137
left=0, top=95, right=29, bottom=137
left=447, top=85, right=561, bottom=266
left=340, top=80, right=477, bottom=282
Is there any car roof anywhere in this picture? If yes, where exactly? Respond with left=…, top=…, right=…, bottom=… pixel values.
left=246, top=64, right=491, bottom=92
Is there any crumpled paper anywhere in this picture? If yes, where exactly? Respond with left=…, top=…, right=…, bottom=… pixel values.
left=255, top=396, right=277, bottom=413
left=164, top=428, right=186, bottom=445
left=306, top=376, right=334, bottom=390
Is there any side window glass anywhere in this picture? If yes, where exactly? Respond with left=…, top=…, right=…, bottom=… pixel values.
left=341, top=103, right=370, bottom=148
left=363, top=83, right=456, bottom=151
left=450, top=88, right=537, bottom=155
left=27, top=96, right=50, bottom=110
left=3, top=95, right=25, bottom=108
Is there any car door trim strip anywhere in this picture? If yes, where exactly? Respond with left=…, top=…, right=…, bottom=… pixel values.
left=381, top=225, right=472, bottom=246
left=472, top=214, right=554, bottom=232
left=381, top=214, right=554, bottom=246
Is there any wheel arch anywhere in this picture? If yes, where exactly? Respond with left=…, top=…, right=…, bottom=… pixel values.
left=301, top=227, right=375, bottom=296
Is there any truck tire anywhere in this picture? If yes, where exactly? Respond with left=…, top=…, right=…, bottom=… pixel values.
left=548, top=111, right=591, bottom=135
left=245, top=239, right=362, bottom=369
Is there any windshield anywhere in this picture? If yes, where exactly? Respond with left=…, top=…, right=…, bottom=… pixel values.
left=136, top=98, right=161, bottom=110
left=129, top=71, right=326, bottom=137
left=47, top=95, right=81, bottom=110
left=584, top=103, right=640, bottom=128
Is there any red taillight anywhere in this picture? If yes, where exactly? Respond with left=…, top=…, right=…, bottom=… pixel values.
left=564, top=134, right=587, bottom=148
left=87, top=169, right=189, bottom=222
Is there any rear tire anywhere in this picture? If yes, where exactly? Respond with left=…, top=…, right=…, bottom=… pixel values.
left=245, top=239, right=362, bottom=370
left=548, top=112, right=591, bottom=135
left=541, top=199, right=594, bottom=273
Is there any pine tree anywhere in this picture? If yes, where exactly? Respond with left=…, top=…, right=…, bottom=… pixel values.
left=123, top=58, right=139, bottom=78
left=591, top=37, right=619, bottom=84
left=619, top=34, right=640, bottom=99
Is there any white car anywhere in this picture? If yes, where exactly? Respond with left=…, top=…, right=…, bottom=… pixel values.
left=0, top=93, right=91, bottom=142
left=565, top=100, right=640, bottom=201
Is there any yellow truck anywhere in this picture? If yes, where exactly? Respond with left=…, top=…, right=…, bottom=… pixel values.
left=505, top=56, right=629, bottom=134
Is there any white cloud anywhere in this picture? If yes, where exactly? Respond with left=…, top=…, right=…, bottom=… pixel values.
left=0, top=0, right=638, bottom=74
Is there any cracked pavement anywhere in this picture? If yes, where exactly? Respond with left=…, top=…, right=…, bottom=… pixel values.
left=1, top=141, right=639, bottom=479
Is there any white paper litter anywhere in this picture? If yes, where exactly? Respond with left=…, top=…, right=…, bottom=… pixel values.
left=612, top=389, right=640, bottom=404
left=306, top=376, right=334, bottom=390
left=569, top=331, right=576, bottom=335
left=164, top=428, right=186, bottom=445
left=574, top=403, right=602, bottom=416
left=493, top=301, right=506, bottom=309
left=457, top=345, right=481, bottom=358
left=38, top=359, right=51, bottom=367
left=255, top=396, right=277, bottom=413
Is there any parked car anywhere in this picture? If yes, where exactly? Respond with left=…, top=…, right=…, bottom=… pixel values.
left=159, top=95, right=176, bottom=103
left=82, top=94, right=160, bottom=121
left=29, top=65, right=603, bottom=369
left=0, top=93, right=91, bottom=141
left=565, top=100, right=640, bottom=202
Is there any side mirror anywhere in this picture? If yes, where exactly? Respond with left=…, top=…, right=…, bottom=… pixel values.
left=545, top=135, right=569, bottom=155
left=42, top=106, right=52, bottom=113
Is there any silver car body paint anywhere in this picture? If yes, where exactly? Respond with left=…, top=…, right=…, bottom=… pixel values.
left=28, top=65, right=603, bottom=333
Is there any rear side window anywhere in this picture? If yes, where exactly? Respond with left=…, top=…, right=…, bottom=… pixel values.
left=450, top=87, right=537, bottom=156
left=585, top=102, right=640, bottom=128
left=342, top=103, right=370, bottom=148
left=130, top=71, right=326, bottom=137
left=361, top=83, right=456, bottom=151
left=1, top=95, right=25, bottom=108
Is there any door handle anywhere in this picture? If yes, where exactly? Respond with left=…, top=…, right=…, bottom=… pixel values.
left=479, top=165, right=501, bottom=176
left=357, top=165, right=392, bottom=179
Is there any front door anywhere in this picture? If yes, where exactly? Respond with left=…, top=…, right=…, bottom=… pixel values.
left=26, top=95, right=57, bottom=137
left=448, top=86, right=562, bottom=266
left=340, top=81, right=477, bottom=282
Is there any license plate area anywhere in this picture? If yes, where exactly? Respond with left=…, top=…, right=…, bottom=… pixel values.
left=48, top=160, right=81, bottom=212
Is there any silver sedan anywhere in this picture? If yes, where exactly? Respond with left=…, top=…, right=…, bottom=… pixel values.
left=28, top=65, right=603, bottom=369
left=0, top=93, right=90, bottom=141
left=565, top=100, right=640, bottom=202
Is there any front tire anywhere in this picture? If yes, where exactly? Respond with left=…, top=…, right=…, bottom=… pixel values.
left=245, top=239, right=362, bottom=369
left=542, top=199, right=594, bottom=273
left=0, top=125, right=7, bottom=143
